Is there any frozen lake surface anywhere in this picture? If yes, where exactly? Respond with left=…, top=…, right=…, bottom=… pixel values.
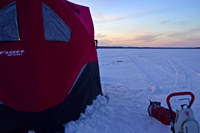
left=64, top=49, right=200, bottom=133
left=28, top=49, right=197, bottom=133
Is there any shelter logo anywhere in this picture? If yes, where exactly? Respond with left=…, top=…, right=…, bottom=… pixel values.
left=0, top=50, right=25, bottom=56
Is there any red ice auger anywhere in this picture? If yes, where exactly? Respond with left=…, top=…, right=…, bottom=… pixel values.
left=148, top=92, right=200, bottom=133
left=148, top=100, right=176, bottom=125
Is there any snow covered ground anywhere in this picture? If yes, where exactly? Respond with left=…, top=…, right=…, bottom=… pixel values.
left=64, top=49, right=200, bottom=133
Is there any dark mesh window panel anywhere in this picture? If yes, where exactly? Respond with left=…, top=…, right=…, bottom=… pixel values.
left=42, top=3, right=71, bottom=42
left=0, top=1, right=20, bottom=42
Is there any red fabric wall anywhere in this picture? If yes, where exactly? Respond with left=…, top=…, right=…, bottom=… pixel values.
left=0, top=0, right=98, bottom=112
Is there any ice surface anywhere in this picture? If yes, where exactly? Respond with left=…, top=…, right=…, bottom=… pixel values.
left=64, top=49, right=200, bottom=133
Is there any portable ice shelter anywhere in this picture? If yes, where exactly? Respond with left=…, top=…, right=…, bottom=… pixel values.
left=0, top=0, right=102, bottom=132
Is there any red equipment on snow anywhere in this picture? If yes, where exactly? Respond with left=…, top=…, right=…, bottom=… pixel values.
left=148, top=92, right=199, bottom=133
left=148, top=100, right=176, bottom=125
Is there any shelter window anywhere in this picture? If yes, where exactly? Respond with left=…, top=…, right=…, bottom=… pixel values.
left=42, top=3, right=71, bottom=42
left=0, top=1, right=20, bottom=42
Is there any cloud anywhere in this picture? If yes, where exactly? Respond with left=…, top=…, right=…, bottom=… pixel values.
left=160, top=21, right=170, bottom=24
left=92, top=12, right=121, bottom=22
left=98, top=39, right=128, bottom=47
left=95, top=34, right=107, bottom=38
left=98, top=40, right=113, bottom=46
left=168, top=27, right=200, bottom=38
left=133, top=35, right=161, bottom=42
left=96, top=33, right=163, bottom=47
left=175, top=20, right=190, bottom=25
left=93, top=8, right=171, bottom=23
left=97, top=35, right=200, bottom=47
left=164, top=39, right=200, bottom=47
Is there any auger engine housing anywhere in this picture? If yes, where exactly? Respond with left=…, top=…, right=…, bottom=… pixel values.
left=167, top=92, right=199, bottom=133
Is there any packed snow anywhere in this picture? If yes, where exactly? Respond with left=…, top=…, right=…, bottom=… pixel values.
left=64, top=49, right=200, bottom=133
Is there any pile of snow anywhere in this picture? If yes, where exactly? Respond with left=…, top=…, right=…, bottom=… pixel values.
left=64, top=49, right=200, bottom=133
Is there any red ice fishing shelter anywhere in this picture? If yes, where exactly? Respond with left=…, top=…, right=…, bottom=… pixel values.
left=0, top=0, right=102, bottom=132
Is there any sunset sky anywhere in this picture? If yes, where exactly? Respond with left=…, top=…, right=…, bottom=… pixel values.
left=71, top=0, right=200, bottom=47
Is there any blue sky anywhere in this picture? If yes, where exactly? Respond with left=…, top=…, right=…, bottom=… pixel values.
left=71, top=0, right=200, bottom=47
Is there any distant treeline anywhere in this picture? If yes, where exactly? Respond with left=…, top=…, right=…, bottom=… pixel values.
left=97, top=46, right=200, bottom=49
